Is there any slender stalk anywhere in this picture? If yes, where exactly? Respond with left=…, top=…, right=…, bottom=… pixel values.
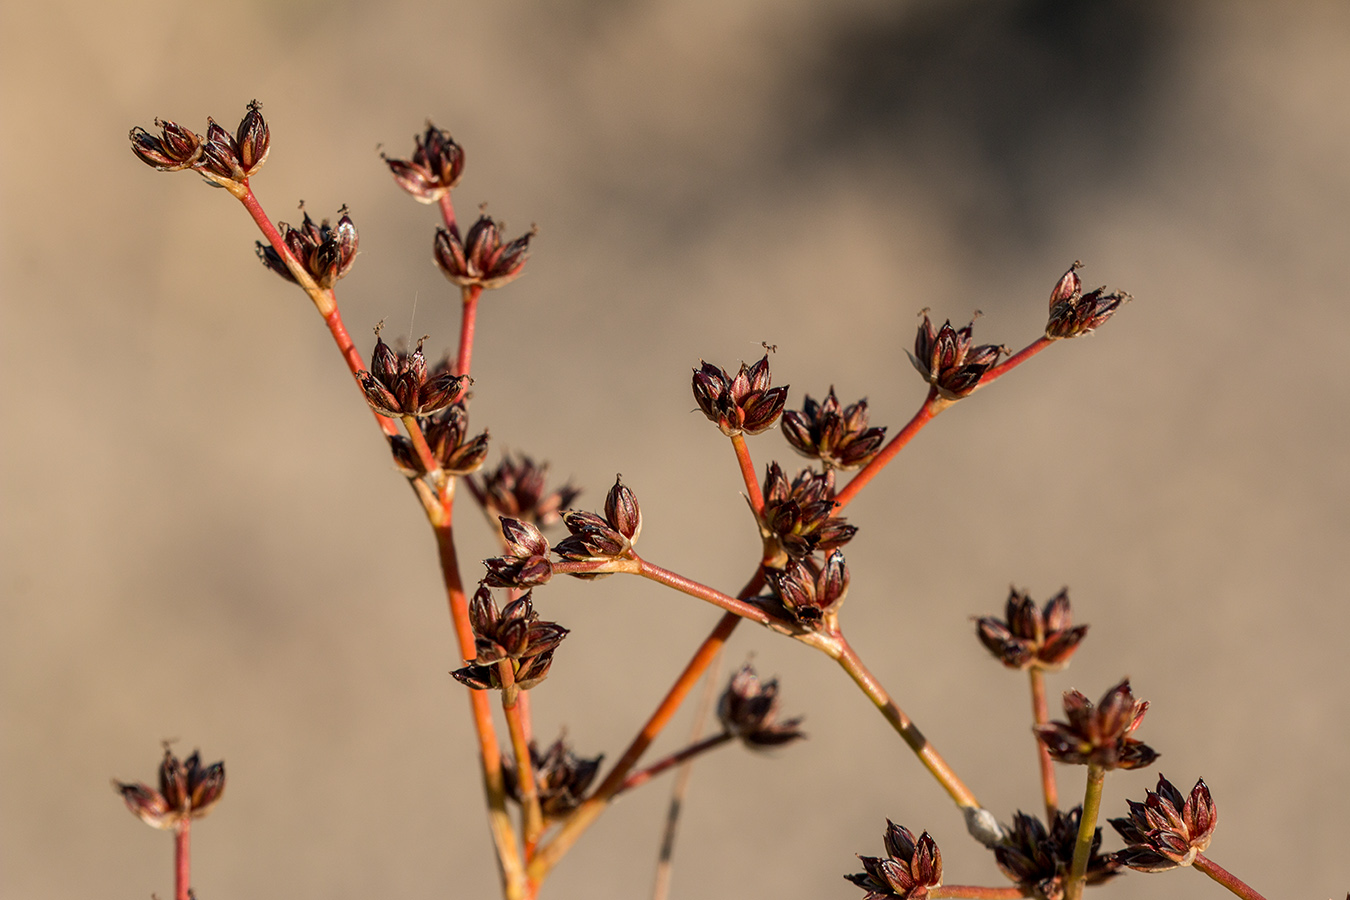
left=730, top=433, right=765, bottom=515
left=634, top=558, right=772, bottom=624
left=1028, top=667, right=1058, bottom=821
left=833, top=635, right=979, bottom=809
left=438, top=191, right=459, bottom=237
left=456, top=285, right=482, bottom=379
left=930, top=887, right=1030, bottom=899
left=1063, top=764, right=1105, bottom=900
left=499, top=667, right=544, bottom=850
left=978, top=336, right=1053, bottom=385
left=1193, top=854, right=1271, bottom=900
left=834, top=389, right=941, bottom=511
left=617, top=732, right=733, bottom=796
left=173, top=821, right=190, bottom=900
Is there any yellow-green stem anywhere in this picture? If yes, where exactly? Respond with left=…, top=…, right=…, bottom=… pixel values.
left=1064, top=764, right=1105, bottom=900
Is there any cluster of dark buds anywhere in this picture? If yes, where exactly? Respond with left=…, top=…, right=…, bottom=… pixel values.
left=691, top=355, right=788, bottom=437
left=502, top=734, right=603, bottom=820
left=759, top=463, right=856, bottom=559
left=434, top=215, right=535, bottom=290
left=113, top=746, right=226, bottom=830
left=130, top=101, right=269, bottom=188
left=1045, top=262, right=1130, bottom=340
left=383, top=121, right=464, bottom=203
left=717, top=664, right=806, bottom=747
left=483, top=518, right=553, bottom=588
left=994, top=808, right=1121, bottom=900
left=846, top=822, right=943, bottom=900
left=389, top=403, right=490, bottom=477
left=553, top=477, right=641, bottom=572
left=451, top=587, right=567, bottom=691
left=1110, top=774, right=1217, bottom=872
left=472, top=453, right=579, bottom=527
left=975, top=587, right=1088, bottom=670
left=357, top=329, right=469, bottom=419
left=257, top=206, right=359, bottom=290
left=763, top=550, right=849, bottom=628
left=907, top=313, right=1004, bottom=401
left=1035, top=678, right=1158, bottom=770
left=782, top=388, right=887, bottom=471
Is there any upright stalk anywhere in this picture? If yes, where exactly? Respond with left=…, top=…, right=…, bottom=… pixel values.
left=1064, top=763, right=1105, bottom=900
left=834, top=390, right=941, bottom=510
left=499, top=671, right=544, bottom=850
left=1028, top=667, right=1058, bottom=820
left=173, top=821, right=190, bottom=900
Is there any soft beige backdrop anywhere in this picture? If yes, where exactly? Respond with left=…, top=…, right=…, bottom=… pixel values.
left=3, top=1, right=1348, bottom=899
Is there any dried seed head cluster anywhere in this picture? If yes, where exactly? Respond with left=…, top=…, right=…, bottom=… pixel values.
left=717, top=664, right=806, bottom=747
left=1045, top=262, right=1130, bottom=340
left=472, top=454, right=579, bottom=528
left=451, top=587, right=567, bottom=691
left=113, top=746, right=226, bottom=831
left=759, top=463, right=856, bottom=560
left=434, top=216, right=535, bottom=290
left=994, top=808, right=1121, bottom=900
left=975, top=587, right=1088, bottom=671
left=483, top=517, right=554, bottom=588
left=383, top=122, right=465, bottom=203
left=389, top=403, right=490, bottom=478
left=764, top=550, right=850, bottom=627
left=1110, top=774, right=1217, bottom=872
left=907, top=313, right=1004, bottom=400
left=846, top=822, right=943, bottom=900
left=782, top=388, right=887, bottom=471
left=691, top=355, right=789, bottom=437
left=1035, top=678, right=1158, bottom=771
left=130, top=101, right=269, bottom=186
left=553, top=477, right=641, bottom=572
left=357, top=329, right=469, bottom=418
left=257, top=207, right=359, bottom=290
left=502, top=734, right=604, bottom=820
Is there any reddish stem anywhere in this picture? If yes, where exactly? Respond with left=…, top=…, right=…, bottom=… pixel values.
left=834, top=389, right=940, bottom=511
left=1029, top=667, right=1058, bottom=821
left=615, top=732, right=733, bottom=795
left=499, top=664, right=544, bottom=850
left=456, top=285, right=482, bottom=379
left=931, top=887, right=1030, bottom=899
left=438, top=191, right=460, bottom=238
left=174, top=821, right=190, bottom=900
left=978, top=336, right=1053, bottom=384
left=1193, top=854, right=1271, bottom=900
left=730, top=433, right=765, bottom=515
left=634, top=558, right=772, bottom=624
left=400, top=414, right=442, bottom=476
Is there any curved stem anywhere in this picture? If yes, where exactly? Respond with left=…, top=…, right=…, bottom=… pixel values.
left=616, top=732, right=733, bottom=796
left=832, top=634, right=980, bottom=809
left=834, top=389, right=941, bottom=511
left=730, top=433, right=764, bottom=515
left=1064, top=764, right=1105, bottom=900
left=1028, top=667, right=1058, bottom=821
left=1193, top=854, right=1270, bottom=900
left=173, top=821, right=190, bottom=900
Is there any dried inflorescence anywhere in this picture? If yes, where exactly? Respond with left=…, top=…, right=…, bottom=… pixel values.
left=763, top=550, right=849, bottom=627
left=472, top=454, right=580, bottom=528
left=451, top=587, right=567, bottom=691
left=758, top=463, right=856, bottom=560
left=717, top=664, right=806, bottom=747
left=691, top=355, right=789, bottom=437
left=1110, top=774, right=1216, bottom=872
left=994, top=808, right=1121, bottom=900
left=1035, top=678, right=1158, bottom=771
left=907, top=313, right=1004, bottom=400
left=483, top=517, right=554, bottom=588
left=113, top=746, right=226, bottom=831
left=434, top=215, right=535, bottom=290
left=383, top=121, right=465, bottom=203
left=781, top=388, right=887, bottom=471
left=130, top=101, right=269, bottom=186
left=502, top=734, right=604, bottom=820
left=256, top=207, right=359, bottom=290
left=846, top=822, right=943, bottom=900
left=357, top=329, right=469, bottom=419
left=975, top=587, right=1088, bottom=671
left=552, top=476, right=641, bottom=573
left=1045, top=262, right=1130, bottom=340
left=389, top=403, right=490, bottom=478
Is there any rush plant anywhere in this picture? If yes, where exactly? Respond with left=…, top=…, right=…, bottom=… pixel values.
left=118, top=102, right=1293, bottom=900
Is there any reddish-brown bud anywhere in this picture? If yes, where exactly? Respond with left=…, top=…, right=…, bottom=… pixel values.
left=1110, top=775, right=1216, bottom=872
left=1045, top=262, right=1130, bottom=340
left=764, top=550, right=849, bottom=627
left=1035, top=678, right=1158, bottom=771
left=691, top=355, right=789, bottom=437
left=994, top=808, right=1121, bottom=899
left=472, top=454, right=579, bottom=528
left=129, top=118, right=203, bottom=171
left=357, top=330, right=468, bottom=418
left=483, top=517, right=554, bottom=587
left=114, top=746, right=226, bottom=831
left=758, top=463, right=856, bottom=559
left=388, top=403, right=491, bottom=477
left=383, top=122, right=465, bottom=203
left=717, top=664, right=805, bottom=747
left=553, top=477, right=641, bottom=572
left=257, top=207, right=360, bottom=289
left=907, top=313, right=1004, bottom=400
left=502, top=734, right=604, bottom=819
left=434, top=215, right=535, bottom=289
left=198, top=117, right=245, bottom=183
left=452, top=588, right=567, bottom=690
left=975, top=587, right=1088, bottom=671
left=234, top=100, right=270, bottom=177
left=846, top=822, right=943, bottom=900
left=782, top=388, right=887, bottom=470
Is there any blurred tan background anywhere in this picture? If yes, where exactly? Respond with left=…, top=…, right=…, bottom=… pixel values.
left=3, top=1, right=1349, bottom=898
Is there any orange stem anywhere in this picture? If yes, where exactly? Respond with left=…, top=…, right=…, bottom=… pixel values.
left=834, top=389, right=940, bottom=511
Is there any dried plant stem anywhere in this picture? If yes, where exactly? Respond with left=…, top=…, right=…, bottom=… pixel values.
left=930, top=887, right=1031, bottom=899
left=834, top=388, right=941, bottom=510
left=634, top=558, right=772, bottom=624
left=1063, top=763, right=1105, bottom=900
left=617, top=732, right=732, bottom=796
left=1028, top=667, right=1058, bottom=820
left=832, top=634, right=980, bottom=809
left=979, top=336, right=1053, bottom=385
left=499, top=672, right=544, bottom=850
left=730, top=432, right=765, bottom=514
left=173, top=821, right=190, bottom=900
left=457, top=285, right=482, bottom=378
left=1193, top=854, right=1271, bottom=900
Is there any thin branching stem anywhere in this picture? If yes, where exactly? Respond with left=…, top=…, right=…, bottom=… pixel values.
left=730, top=432, right=764, bottom=515
left=834, top=388, right=941, bottom=510
left=634, top=558, right=772, bottom=624
left=1193, top=854, right=1271, bottom=900
left=498, top=666, right=544, bottom=851
left=457, top=285, right=482, bottom=379
left=1064, top=763, right=1105, bottom=900
left=617, top=733, right=733, bottom=796
left=1028, top=667, right=1058, bottom=821
left=930, top=886, right=1031, bottom=899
